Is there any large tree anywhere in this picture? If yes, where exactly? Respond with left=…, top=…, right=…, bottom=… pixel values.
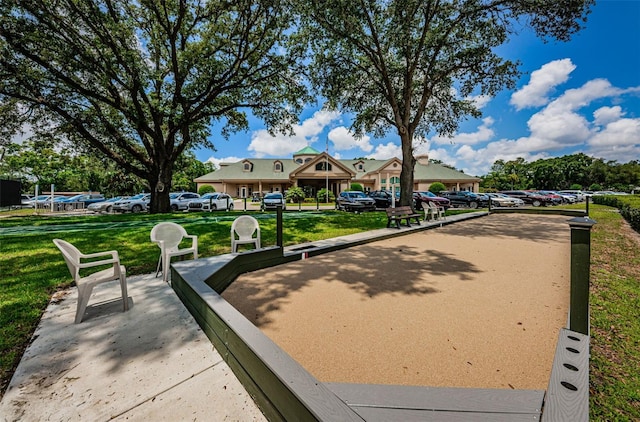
left=296, top=0, right=594, bottom=207
left=0, top=0, right=306, bottom=212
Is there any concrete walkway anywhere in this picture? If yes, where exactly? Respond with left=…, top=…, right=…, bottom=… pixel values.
left=0, top=273, right=266, bottom=422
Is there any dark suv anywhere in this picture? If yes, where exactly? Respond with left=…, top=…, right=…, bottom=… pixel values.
left=368, top=190, right=394, bottom=208
left=336, top=191, right=376, bottom=212
left=439, top=191, right=489, bottom=209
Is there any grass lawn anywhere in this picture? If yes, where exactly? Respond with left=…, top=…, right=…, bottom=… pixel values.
left=1, top=205, right=638, bottom=420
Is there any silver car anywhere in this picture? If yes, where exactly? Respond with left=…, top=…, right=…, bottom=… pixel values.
left=87, top=196, right=128, bottom=213
left=112, top=193, right=150, bottom=213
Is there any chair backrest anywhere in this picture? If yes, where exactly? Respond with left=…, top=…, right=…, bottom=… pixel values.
left=231, top=215, right=259, bottom=240
left=151, top=222, right=188, bottom=250
left=53, top=239, right=81, bottom=280
left=421, top=202, right=430, bottom=211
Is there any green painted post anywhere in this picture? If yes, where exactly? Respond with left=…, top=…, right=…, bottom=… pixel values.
left=276, top=205, right=283, bottom=253
left=568, top=217, right=597, bottom=335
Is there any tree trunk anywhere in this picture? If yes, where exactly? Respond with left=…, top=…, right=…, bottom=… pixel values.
left=399, top=131, right=416, bottom=210
left=147, top=165, right=173, bottom=214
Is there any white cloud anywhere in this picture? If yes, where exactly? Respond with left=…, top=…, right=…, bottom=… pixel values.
left=468, top=94, right=492, bottom=109
left=430, top=117, right=495, bottom=146
left=589, top=118, right=640, bottom=148
left=510, top=58, right=576, bottom=110
left=204, top=155, right=243, bottom=169
left=327, top=126, right=373, bottom=152
left=593, top=106, right=624, bottom=126
left=247, top=110, right=341, bottom=157
left=367, top=142, right=402, bottom=160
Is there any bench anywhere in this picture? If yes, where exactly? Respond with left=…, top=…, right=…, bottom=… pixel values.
left=386, top=206, right=422, bottom=229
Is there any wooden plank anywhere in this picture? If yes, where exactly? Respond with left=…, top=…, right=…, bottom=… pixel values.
left=326, top=383, right=544, bottom=415
left=349, top=406, right=541, bottom=422
left=541, top=328, right=589, bottom=422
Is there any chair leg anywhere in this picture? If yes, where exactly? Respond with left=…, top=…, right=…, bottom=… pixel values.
left=162, top=253, right=170, bottom=283
left=120, top=266, right=129, bottom=311
left=155, top=254, right=162, bottom=278
left=75, top=283, right=94, bottom=324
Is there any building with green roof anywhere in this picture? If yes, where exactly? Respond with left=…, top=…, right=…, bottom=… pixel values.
left=194, top=147, right=480, bottom=198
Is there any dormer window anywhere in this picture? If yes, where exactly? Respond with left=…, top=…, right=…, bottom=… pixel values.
left=357, top=163, right=364, bottom=171
left=295, top=158, right=303, bottom=164
left=274, top=161, right=283, bottom=172
left=315, top=162, right=332, bottom=171
left=242, top=160, right=253, bottom=172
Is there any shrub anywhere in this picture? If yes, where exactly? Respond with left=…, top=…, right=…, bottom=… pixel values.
left=589, top=183, right=603, bottom=191
left=198, top=185, right=215, bottom=195
left=593, top=194, right=640, bottom=233
left=285, top=186, right=305, bottom=203
left=570, top=183, right=583, bottom=190
left=429, top=182, right=446, bottom=194
left=350, top=183, right=364, bottom=192
left=317, top=188, right=335, bottom=202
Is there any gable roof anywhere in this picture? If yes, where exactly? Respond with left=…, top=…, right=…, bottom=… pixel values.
left=194, top=156, right=479, bottom=183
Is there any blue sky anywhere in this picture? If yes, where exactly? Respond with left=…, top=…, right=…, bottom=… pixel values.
left=198, top=0, right=640, bottom=177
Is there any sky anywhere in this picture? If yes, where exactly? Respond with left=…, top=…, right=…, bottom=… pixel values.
left=198, top=0, right=640, bottom=177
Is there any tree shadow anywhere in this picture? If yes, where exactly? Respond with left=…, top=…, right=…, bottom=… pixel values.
left=224, top=243, right=482, bottom=329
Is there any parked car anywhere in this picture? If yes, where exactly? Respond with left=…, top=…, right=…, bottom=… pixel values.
left=336, top=191, right=376, bottom=212
left=500, top=190, right=552, bottom=207
left=415, top=191, right=451, bottom=210
left=20, top=194, right=33, bottom=205
left=368, top=190, right=394, bottom=208
left=557, top=190, right=586, bottom=201
left=59, top=193, right=106, bottom=210
left=485, top=192, right=524, bottom=207
left=168, top=192, right=200, bottom=211
left=87, top=196, right=127, bottom=213
left=188, top=192, right=234, bottom=212
left=539, top=190, right=576, bottom=203
left=532, top=190, right=563, bottom=205
left=261, top=192, right=286, bottom=211
left=112, top=193, right=150, bottom=213
left=439, top=191, right=489, bottom=209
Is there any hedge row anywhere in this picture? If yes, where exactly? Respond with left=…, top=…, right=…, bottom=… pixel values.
left=592, top=195, right=640, bottom=233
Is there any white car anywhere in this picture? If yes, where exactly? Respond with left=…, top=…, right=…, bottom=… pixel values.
left=486, top=193, right=524, bottom=207
left=112, top=193, right=150, bottom=213
left=187, top=192, right=234, bottom=212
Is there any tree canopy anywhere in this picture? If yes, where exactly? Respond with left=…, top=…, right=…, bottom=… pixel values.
left=295, top=0, right=594, bottom=207
left=0, top=0, right=306, bottom=212
left=481, top=153, right=640, bottom=192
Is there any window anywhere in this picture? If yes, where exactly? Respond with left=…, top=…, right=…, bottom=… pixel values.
left=315, top=162, right=332, bottom=171
left=243, top=161, right=252, bottom=172
left=390, top=176, right=400, bottom=184
left=274, top=161, right=282, bottom=172
left=357, top=163, right=364, bottom=171
left=295, top=158, right=303, bottom=164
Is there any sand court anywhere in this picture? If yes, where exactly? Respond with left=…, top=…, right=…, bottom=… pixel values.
left=223, top=213, right=572, bottom=390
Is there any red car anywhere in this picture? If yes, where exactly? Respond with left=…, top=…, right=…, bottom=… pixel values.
left=415, top=191, right=451, bottom=210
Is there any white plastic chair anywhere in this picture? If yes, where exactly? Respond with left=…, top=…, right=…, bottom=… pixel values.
left=421, top=201, right=436, bottom=221
left=428, top=201, right=446, bottom=220
left=53, top=239, right=128, bottom=324
left=150, top=222, right=198, bottom=283
left=231, top=215, right=261, bottom=253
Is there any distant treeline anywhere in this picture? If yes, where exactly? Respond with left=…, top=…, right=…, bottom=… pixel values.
left=481, top=153, right=640, bottom=192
